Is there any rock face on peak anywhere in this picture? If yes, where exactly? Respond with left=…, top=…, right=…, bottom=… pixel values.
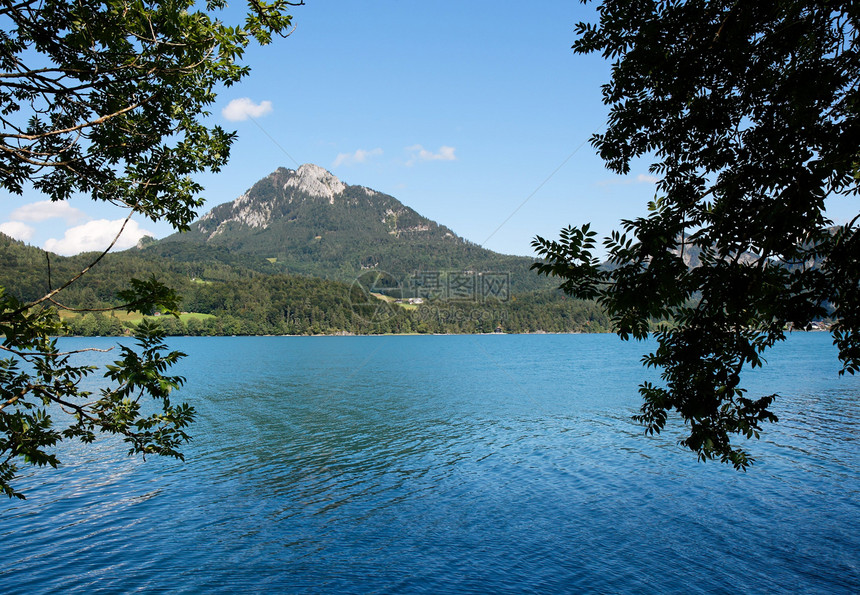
left=197, top=165, right=347, bottom=238
left=284, top=164, right=346, bottom=203
left=150, top=164, right=552, bottom=293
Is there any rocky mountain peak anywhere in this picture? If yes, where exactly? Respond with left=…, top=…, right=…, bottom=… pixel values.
left=197, top=164, right=350, bottom=237
left=284, top=164, right=346, bottom=204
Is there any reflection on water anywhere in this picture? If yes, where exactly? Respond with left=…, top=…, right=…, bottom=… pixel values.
left=1, top=334, right=859, bottom=593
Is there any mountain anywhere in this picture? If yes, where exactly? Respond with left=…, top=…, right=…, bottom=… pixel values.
left=146, top=164, right=553, bottom=293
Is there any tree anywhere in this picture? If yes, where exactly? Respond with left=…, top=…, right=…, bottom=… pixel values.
left=534, top=0, right=859, bottom=468
left=0, top=0, right=303, bottom=498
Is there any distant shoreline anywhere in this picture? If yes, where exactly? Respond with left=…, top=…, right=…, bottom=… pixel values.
left=59, top=330, right=604, bottom=339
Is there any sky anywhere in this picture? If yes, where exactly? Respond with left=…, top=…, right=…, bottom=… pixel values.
left=3, top=1, right=854, bottom=258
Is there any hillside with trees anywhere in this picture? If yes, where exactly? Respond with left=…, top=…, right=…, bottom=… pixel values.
left=1, top=231, right=609, bottom=337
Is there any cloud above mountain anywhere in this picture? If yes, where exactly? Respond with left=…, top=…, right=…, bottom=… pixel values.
left=333, top=148, right=383, bottom=167
left=44, top=218, right=153, bottom=256
left=596, top=173, right=660, bottom=186
left=0, top=221, right=35, bottom=242
left=0, top=199, right=152, bottom=255
left=406, top=145, right=456, bottom=166
left=10, top=200, right=89, bottom=224
left=222, top=98, right=274, bottom=122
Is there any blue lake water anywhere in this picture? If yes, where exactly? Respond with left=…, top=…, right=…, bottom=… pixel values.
left=2, top=333, right=859, bottom=593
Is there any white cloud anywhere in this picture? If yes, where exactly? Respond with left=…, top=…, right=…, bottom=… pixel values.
left=222, top=98, right=273, bottom=122
left=406, top=144, right=456, bottom=166
left=597, top=173, right=661, bottom=187
left=44, top=219, right=154, bottom=256
left=10, top=200, right=88, bottom=224
left=332, top=148, right=383, bottom=167
left=0, top=221, right=36, bottom=242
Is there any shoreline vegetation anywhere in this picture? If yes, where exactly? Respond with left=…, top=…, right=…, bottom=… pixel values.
left=56, top=298, right=613, bottom=337
left=58, top=329, right=602, bottom=338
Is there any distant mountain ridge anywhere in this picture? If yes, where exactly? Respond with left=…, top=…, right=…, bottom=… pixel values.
left=147, top=164, right=553, bottom=293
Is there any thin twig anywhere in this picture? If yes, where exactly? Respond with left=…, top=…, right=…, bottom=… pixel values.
left=0, top=344, right=114, bottom=358
left=45, top=250, right=52, bottom=293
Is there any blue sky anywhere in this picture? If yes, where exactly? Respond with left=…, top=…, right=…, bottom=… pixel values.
left=4, top=1, right=853, bottom=258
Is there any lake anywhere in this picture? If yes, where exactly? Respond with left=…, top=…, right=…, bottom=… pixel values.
left=2, top=333, right=859, bottom=593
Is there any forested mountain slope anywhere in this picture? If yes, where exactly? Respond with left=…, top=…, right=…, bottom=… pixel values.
left=147, top=164, right=554, bottom=293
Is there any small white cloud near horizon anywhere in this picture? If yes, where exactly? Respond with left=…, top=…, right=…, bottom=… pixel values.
left=10, top=200, right=89, bottom=224
left=222, top=98, right=273, bottom=122
left=333, top=148, right=383, bottom=167
left=406, top=144, right=456, bottom=166
left=44, top=218, right=154, bottom=256
left=0, top=221, right=36, bottom=242
left=597, top=173, right=661, bottom=187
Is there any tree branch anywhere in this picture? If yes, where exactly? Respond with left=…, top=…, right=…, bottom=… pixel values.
left=14, top=211, right=136, bottom=314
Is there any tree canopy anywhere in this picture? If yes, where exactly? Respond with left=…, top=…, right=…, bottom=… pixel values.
left=534, top=0, right=859, bottom=468
left=0, top=0, right=302, bottom=498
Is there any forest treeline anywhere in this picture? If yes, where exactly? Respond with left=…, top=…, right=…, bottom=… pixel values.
left=1, top=234, right=610, bottom=336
